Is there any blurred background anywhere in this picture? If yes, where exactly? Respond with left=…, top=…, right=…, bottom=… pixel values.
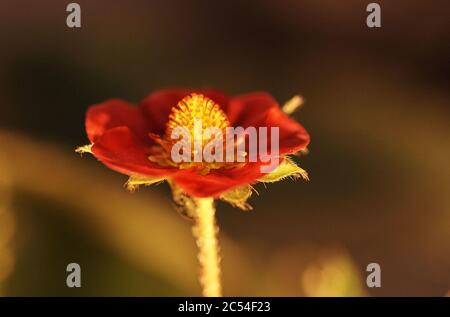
left=0, top=0, right=449, bottom=296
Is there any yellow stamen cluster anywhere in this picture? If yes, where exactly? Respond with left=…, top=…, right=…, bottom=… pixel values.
left=149, top=94, right=235, bottom=173
left=166, top=94, right=230, bottom=142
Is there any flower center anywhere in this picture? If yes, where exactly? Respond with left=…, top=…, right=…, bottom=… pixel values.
left=166, top=94, right=230, bottom=144
left=148, top=94, right=239, bottom=174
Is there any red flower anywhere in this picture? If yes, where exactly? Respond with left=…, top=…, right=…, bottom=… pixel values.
left=81, top=88, right=309, bottom=198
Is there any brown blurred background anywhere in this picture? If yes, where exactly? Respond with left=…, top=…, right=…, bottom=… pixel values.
left=0, top=0, right=449, bottom=296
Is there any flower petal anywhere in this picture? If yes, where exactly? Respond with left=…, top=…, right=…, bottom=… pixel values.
left=86, top=99, right=149, bottom=143
left=91, top=126, right=176, bottom=177
left=173, top=163, right=263, bottom=198
left=266, top=106, right=310, bottom=154
left=227, top=92, right=310, bottom=154
left=139, top=88, right=229, bottom=134
left=226, top=92, right=276, bottom=127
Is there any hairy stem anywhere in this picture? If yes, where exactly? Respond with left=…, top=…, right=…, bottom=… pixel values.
left=192, top=197, right=222, bottom=297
